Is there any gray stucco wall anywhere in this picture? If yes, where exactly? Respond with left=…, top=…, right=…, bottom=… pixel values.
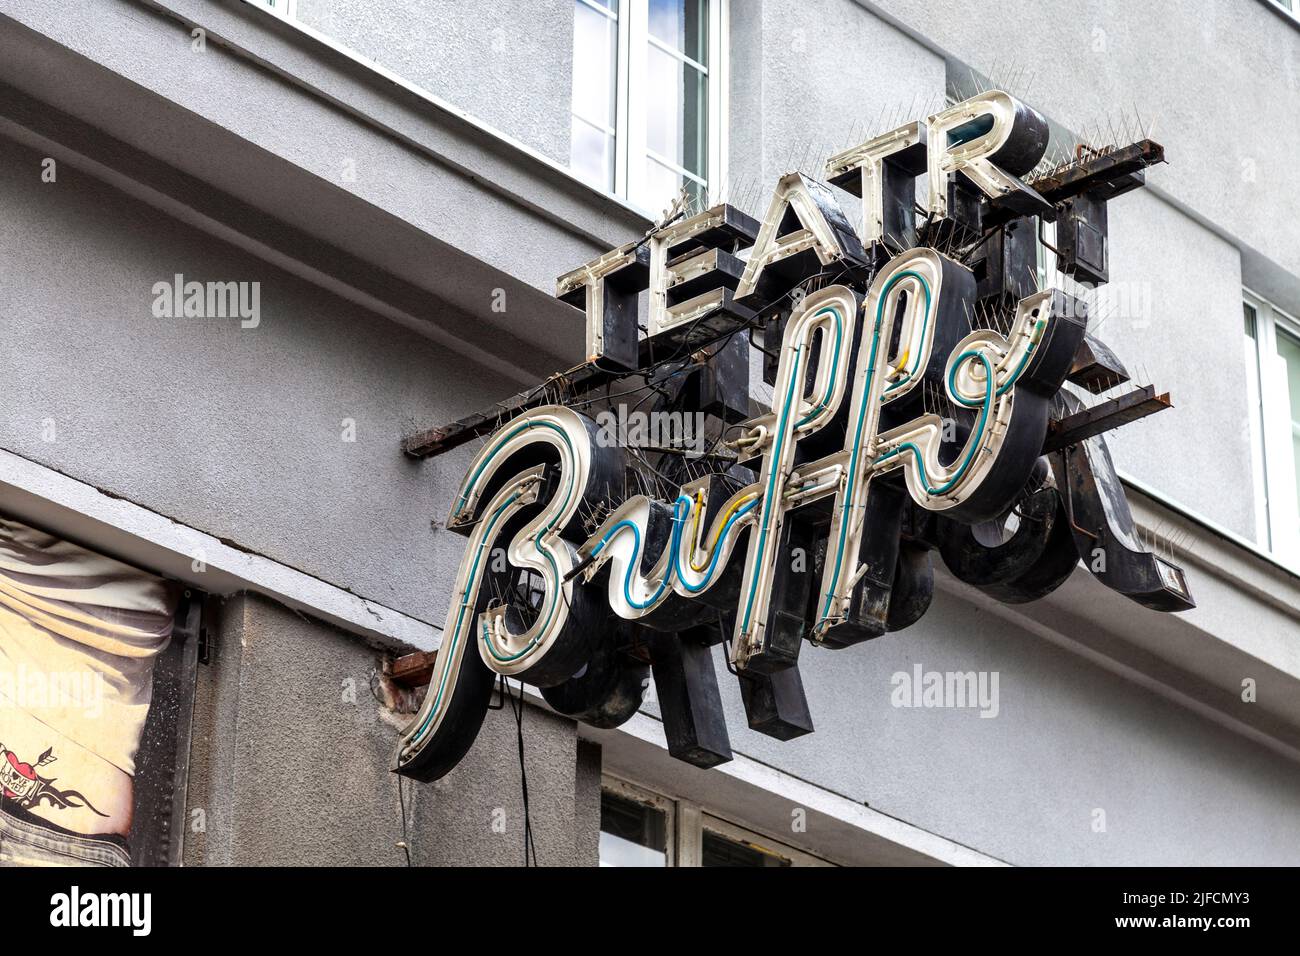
left=0, top=132, right=509, bottom=628
left=1104, top=189, right=1254, bottom=534
left=294, top=0, right=576, bottom=163
left=636, top=584, right=1300, bottom=866
left=0, top=0, right=1295, bottom=868
left=868, top=0, right=1300, bottom=298
left=185, top=593, right=600, bottom=866
left=0, top=0, right=625, bottom=384
left=724, top=0, right=1267, bottom=536
left=727, top=0, right=946, bottom=198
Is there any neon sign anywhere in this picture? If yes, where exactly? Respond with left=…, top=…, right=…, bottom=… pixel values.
left=396, top=90, right=1192, bottom=779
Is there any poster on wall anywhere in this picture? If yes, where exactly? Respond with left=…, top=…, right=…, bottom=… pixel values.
left=0, top=514, right=201, bottom=868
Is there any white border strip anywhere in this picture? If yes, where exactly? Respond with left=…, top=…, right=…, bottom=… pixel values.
left=0, top=447, right=439, bottom=651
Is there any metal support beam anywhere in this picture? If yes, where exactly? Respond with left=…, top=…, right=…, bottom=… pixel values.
left=1043, top=385, right=1171, bottom=453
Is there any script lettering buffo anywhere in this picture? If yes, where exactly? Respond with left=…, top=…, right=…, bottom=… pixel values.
left=395, top=88, right=1192, bottom=780
left=396, top=408, right=622, bottom=781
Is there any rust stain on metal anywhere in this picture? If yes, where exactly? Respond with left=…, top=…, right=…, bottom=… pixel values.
left=389, top=649, right=438, bottom=687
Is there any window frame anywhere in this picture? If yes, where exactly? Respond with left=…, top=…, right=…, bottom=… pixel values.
left=571, top=0, right=622, bottom=193
left=575, top=0, right=728, bottom=217
left=244, top=0, right=297, bottom=20
left=1264, top=0, right=1300, bottom=28
left=599, top=775, right=677, bottom=866
left=698, top=813, right=834, bottom=867
left=599, top=774, right=835, bottom=867
left=1244, top=288, right=1300, bottom=562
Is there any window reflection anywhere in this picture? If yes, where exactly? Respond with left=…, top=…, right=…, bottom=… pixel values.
left=599, top=790, right=668, bottom=866
left=569, top=0, right=713, bottom=215
left=1276, top=328, right=1300, bottom=530
left=702, top=830, right=792, bottom=867
left=570, top=0, right=619, bottom=191
left=648, top=0, right=707, bottom=62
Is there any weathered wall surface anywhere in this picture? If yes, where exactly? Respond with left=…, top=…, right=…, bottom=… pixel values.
left=294, top=0, right=576, bottom=163
left=0, top=132, right=509, bottom=628
left=689, top=585, right=1300, bottom=866
left=184, top=593, right=600, bottom=866
left=727, top=0, right=946, bottom=200
left=866, top=0, right=1300, bottom=297
left=726, top=0, right=1265, bottom=535
left=1103, top=189, right=1253, bottom=533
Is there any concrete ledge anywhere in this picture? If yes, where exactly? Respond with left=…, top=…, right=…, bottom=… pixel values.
left=0, top=447, right=438, bottom=651
left=582, top=709, right=1006, bottom=867
left=0, top=0, right=651, bottom=378
left=944, top=482, right=1300, bottom=764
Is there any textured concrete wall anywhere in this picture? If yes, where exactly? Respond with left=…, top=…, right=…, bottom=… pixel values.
left=0, top=1, right=629, bottom=384
left=867, top=0, right=1300, bottom=294
left=0, top=132, right=511, bottom=628
left=728, top=0, right=946, bottom=199
left=1103, top=189, right=1253, bottom=533
left=185, top=593, right=600, bottom=866
left=727, top=0, right=1265, bottom=534
left=294, top=0, right=575, bottom=163
left=638, top=584, right=1300, bottom=866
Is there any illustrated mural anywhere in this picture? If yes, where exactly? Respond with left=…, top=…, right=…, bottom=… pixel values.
left=0, top=516, right=183, bottom=867
left=0, top=744, right=109, bottom=817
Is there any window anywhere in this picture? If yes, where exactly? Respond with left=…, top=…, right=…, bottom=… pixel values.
left=1267, top=0, right=1298, bottom=21
left=599, top=779, right=673, bottom=865
left=570, top=0, right=726, bottom=216
left=701, top=817, right=799, bottom=867
left=1244, top=291, right=1300, bottom=562
left=245, top=0, right=296, bottom=18
left=598, top=776, right=833, bottom=867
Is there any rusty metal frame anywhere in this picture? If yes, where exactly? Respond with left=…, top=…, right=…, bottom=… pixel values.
left=129, top=589, right=204, bottom=867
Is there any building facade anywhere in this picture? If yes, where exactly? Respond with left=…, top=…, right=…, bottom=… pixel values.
left=0, top=0, right=1298, bottom=866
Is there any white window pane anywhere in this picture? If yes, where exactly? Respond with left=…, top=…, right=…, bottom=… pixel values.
left=643, top=157, right=704, bottom=214
left=572, top=117, right=614, bottom=190
left=646, top=45, right=679, bottom=162
left=1277, top=328, right=1300, bottom=525
left=599, top=832, right=668, bottom=866
left=646, top=46, right=707, bottom=177
left=1244, top=304, right=1271, bottom=546
left=643, top=156, right=680, bottom=212
left=648, top=0, right=708, bottom=62
left=572, top=1, right=618, bottom=129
